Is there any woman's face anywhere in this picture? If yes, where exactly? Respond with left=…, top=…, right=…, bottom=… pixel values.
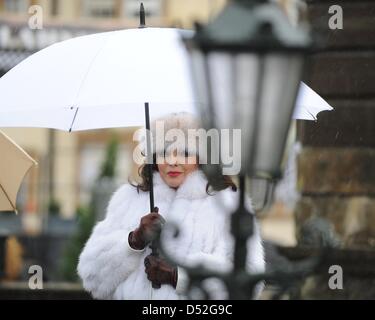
left=157, top=150, right=198, bottom=189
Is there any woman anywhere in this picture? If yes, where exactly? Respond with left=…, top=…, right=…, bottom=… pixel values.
left=77, top=112, right=265, bottom=299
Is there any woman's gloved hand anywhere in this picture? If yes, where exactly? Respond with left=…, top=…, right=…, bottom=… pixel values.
left=144, top=254, right=178, bottom=288
left=128, top=207, right=165, bottom=250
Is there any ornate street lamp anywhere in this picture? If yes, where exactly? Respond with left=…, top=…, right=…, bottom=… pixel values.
left=157, top=0, right=316, bottom=300
left=185, top=0, right=313, bottom=298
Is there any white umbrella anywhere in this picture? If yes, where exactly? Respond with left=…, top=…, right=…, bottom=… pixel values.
left=0, top=28, right=332, bottom=132
left=294, top=82, right=333, bottom=120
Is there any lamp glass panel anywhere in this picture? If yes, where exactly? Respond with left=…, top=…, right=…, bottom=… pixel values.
left=206, top=52, right=260, bottom=175
left=189, top=49, right=303, bottom=178
left=252, top=53, right=304, bottom=177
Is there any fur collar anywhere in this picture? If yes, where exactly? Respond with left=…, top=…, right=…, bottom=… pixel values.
left=153, top=169, right=209, bottom=200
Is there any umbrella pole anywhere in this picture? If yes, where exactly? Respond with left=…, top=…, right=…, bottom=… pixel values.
left=144, top=102, right=161, bottom=290
left=144, top=102, right=155, bottom=212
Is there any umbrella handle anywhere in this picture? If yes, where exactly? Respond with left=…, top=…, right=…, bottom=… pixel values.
left=150, top=244, right=161, bottom=289
left=149, top=208, right=161, bottom=289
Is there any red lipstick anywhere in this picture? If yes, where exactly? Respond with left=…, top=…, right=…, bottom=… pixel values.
left=167, top=171, right=182, bottom=177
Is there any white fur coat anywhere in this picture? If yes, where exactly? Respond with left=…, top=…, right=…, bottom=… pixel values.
left=77, top=170, right=265, bottom=300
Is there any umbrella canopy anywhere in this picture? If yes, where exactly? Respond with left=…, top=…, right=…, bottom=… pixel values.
left=0, top=28, right=332, bottom=132
left=0, top=130, right=37, bottom=213
left=294, top=82, right=333, bottom=120
left=0, top=28, right=195, bottom=131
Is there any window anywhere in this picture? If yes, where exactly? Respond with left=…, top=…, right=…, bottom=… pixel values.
left=123, top=0, right=162, bottom=18
left=82, top=0, right=116, bottom=18
left=4, top=0, right=29, bottom=13
left=51, top=0, right=59, bottom=16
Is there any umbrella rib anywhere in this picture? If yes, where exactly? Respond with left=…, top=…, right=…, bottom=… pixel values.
left=71, top=34, right=113, bottom=109
left=69, top=107, right=79, bottom=132
left=307, top=110, right=317, bottom=121
left=67, top=35, right=113, bottom=132
left=0, top=182, right=17, bottom=212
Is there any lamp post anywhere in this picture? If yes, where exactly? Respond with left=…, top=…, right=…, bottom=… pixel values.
left=157, top=0, right=317, bottom=300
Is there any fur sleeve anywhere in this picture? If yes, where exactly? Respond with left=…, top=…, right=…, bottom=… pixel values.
left=77, top=184, right=145, bottom=299
left=176, top=193, right=265, bottom=299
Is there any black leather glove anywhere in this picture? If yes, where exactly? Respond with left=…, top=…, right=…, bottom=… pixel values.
left=144, top=254, right=178, bottom=288
left=128, top=207, right=165, bottom=250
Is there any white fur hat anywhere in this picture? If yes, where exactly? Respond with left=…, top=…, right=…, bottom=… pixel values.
left=143, top=112, right=204, bottom=158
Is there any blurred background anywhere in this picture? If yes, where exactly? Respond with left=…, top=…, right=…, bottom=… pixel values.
left=0, top=0, right=374, bottom=299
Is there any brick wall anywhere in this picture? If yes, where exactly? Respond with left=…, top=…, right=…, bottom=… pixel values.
left=295, top=0, right=375, bottom=248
